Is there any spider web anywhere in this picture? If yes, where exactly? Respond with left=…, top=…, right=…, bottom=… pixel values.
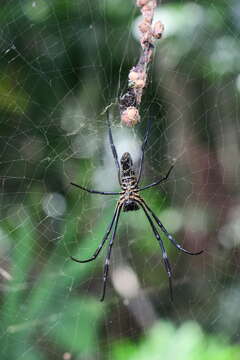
left=1, top=0, right=240, bottom=359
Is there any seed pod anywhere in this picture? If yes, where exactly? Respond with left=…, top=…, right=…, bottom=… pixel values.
left=152, top=21, right=164, bottom=39
left=121, top=107, right=140, bottom=127
left=136, top=0, right=151, bottom=7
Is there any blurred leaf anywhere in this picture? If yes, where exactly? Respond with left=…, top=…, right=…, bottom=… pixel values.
left=25, top=205, right=115, bottom=319
left=22, top=0, right=50, bottom=23
left=49, top=297, right=104, bottom=356
left=1, top=216, right=39, bottom=358
left=2, top=216, right=36, bottom=322
left=112, top=321, right=240, bottom=360
left=111, top=340, right=136, bottom=360
left=0, top=75, right=29, bottom=114
left=102, top=0, right=133, bottom=22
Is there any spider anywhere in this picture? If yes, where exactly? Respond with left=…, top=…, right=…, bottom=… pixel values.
left=70, top=115, right=203, bottom=301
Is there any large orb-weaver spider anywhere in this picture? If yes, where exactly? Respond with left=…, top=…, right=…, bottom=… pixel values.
left=70, top=115, right=203, bottom=301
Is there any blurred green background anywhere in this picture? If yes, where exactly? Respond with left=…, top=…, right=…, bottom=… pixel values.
left=1, top=0, right=240, bottom=359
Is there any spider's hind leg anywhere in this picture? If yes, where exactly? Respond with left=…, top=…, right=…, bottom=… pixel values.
left=100, top=204, right=122, bottom=301
left=136, top=199, right=174, bottom=301
left=70, top=204, right=120, bottom=264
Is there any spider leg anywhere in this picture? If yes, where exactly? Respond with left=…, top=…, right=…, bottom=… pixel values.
left=139, top=163, right=175, bottom=191
left=71, top=204, right=120, bottom=264
left=107, top=110, right=121, bottom=184
left=142, top=199, right=204, bottom=256
left=70, top=182, right=121, bottom=195
left=100, top=204, right=122, bottom=302
left=136, top=199, right=173, bottom=301
left=137, top=117, right=151, bottom=185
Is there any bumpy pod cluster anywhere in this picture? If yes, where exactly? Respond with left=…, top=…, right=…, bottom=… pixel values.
left=119, top=0, right=164, bottom=126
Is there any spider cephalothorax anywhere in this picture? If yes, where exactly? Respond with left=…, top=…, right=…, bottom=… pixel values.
left=70, top=114, right=203, bottom=301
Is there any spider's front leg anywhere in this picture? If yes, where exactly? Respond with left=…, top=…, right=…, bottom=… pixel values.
left=70, top=182, right=121, bottom=195
left=137, top=117, right=151, bottom=185
left=139, top=162, right=175, bottom=191
left=107, top=110, right=121, bottom=185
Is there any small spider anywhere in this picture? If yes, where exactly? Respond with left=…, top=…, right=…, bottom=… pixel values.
left=70, top=114, right=203, bottom=301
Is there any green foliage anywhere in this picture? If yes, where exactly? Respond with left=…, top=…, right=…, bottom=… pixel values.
left=112, top=321, right=240, bottom=360
left=49, top=298, right=103, bottom=355
left=151, top=2, right=240, bottom=77
left=0, top=203, right=112, bottom=358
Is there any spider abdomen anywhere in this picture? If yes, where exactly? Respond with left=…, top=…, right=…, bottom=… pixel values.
left=123, top=200, right=140, bottom=212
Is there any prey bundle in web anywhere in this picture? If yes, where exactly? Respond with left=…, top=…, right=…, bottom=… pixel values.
left=119, top=0, right=164, bottom=127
